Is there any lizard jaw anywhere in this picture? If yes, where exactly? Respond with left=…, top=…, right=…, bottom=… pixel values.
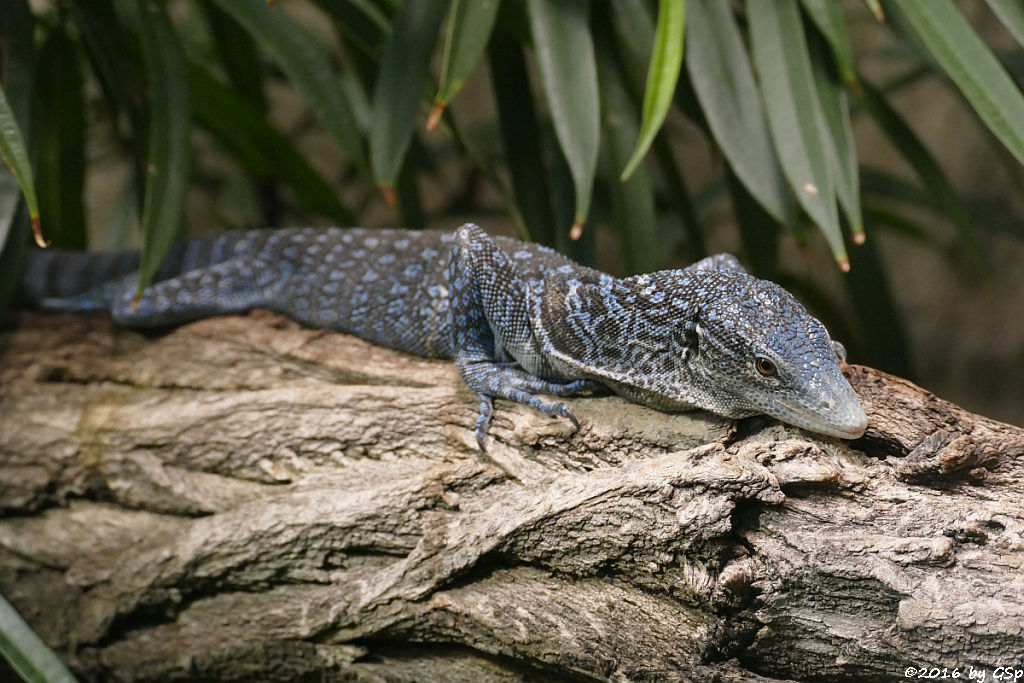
left=766, top=394, right=868, bottom=439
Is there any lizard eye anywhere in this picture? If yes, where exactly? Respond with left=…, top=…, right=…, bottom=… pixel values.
left=755, top=357, right=777, bottom=376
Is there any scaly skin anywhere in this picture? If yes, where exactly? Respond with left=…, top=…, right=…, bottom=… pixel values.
left=20, top=224, right=868, bottom=447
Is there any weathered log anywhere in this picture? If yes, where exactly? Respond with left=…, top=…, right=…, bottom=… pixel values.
left=1, top=311, right=1022, bottom=682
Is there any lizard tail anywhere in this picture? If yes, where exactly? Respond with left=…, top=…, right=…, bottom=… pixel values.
left=17, top=248, right=141, bottom=311
left=17, top=231, right=252, bottom=312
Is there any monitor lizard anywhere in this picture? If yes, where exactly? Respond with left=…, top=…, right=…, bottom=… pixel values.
left=18, top=223, right=868, bottom=448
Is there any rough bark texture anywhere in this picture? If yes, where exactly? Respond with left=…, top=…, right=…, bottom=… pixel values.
left=1, top=311, right=1022, bottom=682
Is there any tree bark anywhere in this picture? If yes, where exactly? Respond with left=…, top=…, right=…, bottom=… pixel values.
left=1, top=311, right=1022, bottom=682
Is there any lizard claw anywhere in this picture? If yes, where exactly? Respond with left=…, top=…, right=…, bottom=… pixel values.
left=474, top=395, right=494, bottom=451
left=557, top=403, right=580, bottom=430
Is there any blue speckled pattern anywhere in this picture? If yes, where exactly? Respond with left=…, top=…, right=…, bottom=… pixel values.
left=20, top=223, right=868, bottom=447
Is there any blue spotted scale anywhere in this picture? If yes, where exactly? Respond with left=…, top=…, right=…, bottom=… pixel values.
left=19, top=224, right=868, bottom=448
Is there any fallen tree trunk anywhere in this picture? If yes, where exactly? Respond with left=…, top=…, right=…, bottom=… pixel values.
left=1, top=311, right=1022, bottom=682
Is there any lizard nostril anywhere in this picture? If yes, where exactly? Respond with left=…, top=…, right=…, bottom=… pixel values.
left=820, top=398, right=836, bottom=411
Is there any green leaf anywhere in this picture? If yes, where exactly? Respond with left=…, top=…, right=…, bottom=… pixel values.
left=808, top=30, right=862, bottom=240
left=859, top=78, right=982, bottom=264
left=0, top=592, right=78, bottom=683
left=653, top=134, right=705, bottom=258
left=33, top=25, right=87, bottom=250
left=686, top=0, right=795, bottom=227
left=209, top=0, right=369, bottom=177
left=620, top=0, right=685, bottom=181
left=863, top=0, right=884, bottom=22
left=747, top=0, right=847, bottom=269
left=987, top=0, right=1024, bottom=49
left=369, top=0, right=449, bottom=192
left=135, top=0, right=191, bottom=296
left=894, top=0, right=1024, bottom=167
left=800, top=0, right=857, bottom=87
left=71, top=0, right=147, bottom=169
left=844, top=230, right=911, bottom=377
left=0, top=0, right=34, bottom=318
left=202, top=0, right=267, bottom=112
left=528, top=0, right=601, bottom=236
left=0, top=80, right=41, bottom=248
left=430, top=0, right=501, bottom=127
left=488, top=28, right=557, bottom=246
left=311, top=0, right=391, bottom=59
left=190, top=66, right=355, bottom=225
left=728, top=169, right=779, bottom=279
left=597, top=28, right=659, bottom=274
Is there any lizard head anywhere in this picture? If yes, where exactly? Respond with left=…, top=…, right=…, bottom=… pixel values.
left=539, top=266, right=868, bottom=439
left=676, top=271, right=869, bottom=439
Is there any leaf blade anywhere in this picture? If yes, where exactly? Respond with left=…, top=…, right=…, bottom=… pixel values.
left=528, top=0, right=601, bottom=235
left=0, top=81, right=41, bottom=247
left=686, top=0, right=795, bottom=227
left=859, top=77, right=982, bottom=264
left=431, top=0, right=501, bottom=126
left=800, top=0, right=857, bottom=87
left=620, top=0, right=685, bottom=181
left=597, top=27, right=660, bottom=274
left=369, top=0, right=449, bottom=190
left=33, top=24, right=87, bottom=250
left=190, top=66, right=355, bottom=225
left=895, top=0, right=1024, bottom=167
left=747, top=0, right=847, bottom=268
left=135, top=0, right=192, bottom=295
left=986, top=0, right=1024, bottom=50
left=0, top=592, right=78, bottom=683
left=209, top=0, right=369, bottom=177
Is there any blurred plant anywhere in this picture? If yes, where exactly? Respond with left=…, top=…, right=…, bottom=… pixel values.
left=1, top=0, right=1024, bottom=374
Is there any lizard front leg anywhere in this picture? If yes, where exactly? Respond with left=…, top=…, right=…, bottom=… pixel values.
left=447, top=224, right=598, bottom=449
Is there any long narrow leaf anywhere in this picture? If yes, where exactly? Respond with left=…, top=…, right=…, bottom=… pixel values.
left=135, top=0, right=191, bottom=296
left=800, top=0, right=857, bottom=87
left=895, top=0, right=1024, bottom=166
left=0, top=85, right=42, bottom=247
left=488, top=28, right=557, bottom=246
left=747, top=0, right=847, bottom=269
left=859, top=78, right=982, bottom=265
left=369, top=0, right=449, bottom=196
left=33, top=25, right=87, bottom=250
left=0, top=592, right=78, bottom=683
left=986, top=0, right=1024, bottom=52
left=209, top=0, right=369, bottom=177
left=808, top=31, right=862, bottom=241
left=686, top=0, right=795, bottom=227
left=609, top=0, right=656, bottom=84
left=202, top=0, right=267, bottom=112
left=0, top=0, right=34, bottom=317
left=311, top=0, right=390, bottom=59
left=429, top=0, right=500, bottom=129
left=653, top=134, right=705, bottom=258
left=190, top=66, right=354, bottom=225
left=71, top=0, right=147, bottom=183
left=620, top=0, right=685, bottom=181
left=844, top=231, right=911, bottom=377
left=528, top=0, right=601, bottom=238
left=598, top=38, right=659, bottom=275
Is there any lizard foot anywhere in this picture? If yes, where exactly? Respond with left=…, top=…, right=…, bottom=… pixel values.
left=472, top=389, right=581, bottom=451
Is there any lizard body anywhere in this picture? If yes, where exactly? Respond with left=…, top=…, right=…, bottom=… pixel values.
left=19, top=224, right=868, bottom=446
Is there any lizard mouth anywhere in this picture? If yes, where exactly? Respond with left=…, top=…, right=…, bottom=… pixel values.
left=768, top=396, right=868, bottom=439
